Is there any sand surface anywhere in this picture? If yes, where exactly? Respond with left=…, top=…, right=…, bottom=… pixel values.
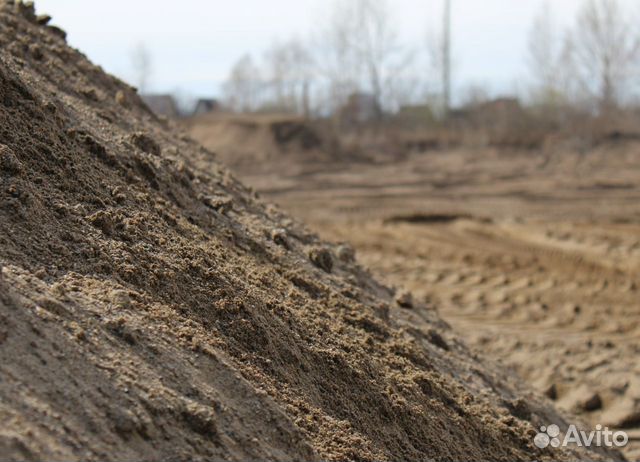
left=0, top=2, right=620, bottom=461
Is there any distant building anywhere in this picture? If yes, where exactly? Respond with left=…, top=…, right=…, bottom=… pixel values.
left=339, top=92, right=382, bottom=126
left=193, top=98, right=220, bottom=116
left=141, top=94, right=179, bottom=119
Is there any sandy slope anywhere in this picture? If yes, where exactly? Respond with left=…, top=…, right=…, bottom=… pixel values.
left=0, top=2, right=616, bottom=461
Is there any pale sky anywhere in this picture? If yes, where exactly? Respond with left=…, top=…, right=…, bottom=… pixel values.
left=34, top=0, right=638, bottom=100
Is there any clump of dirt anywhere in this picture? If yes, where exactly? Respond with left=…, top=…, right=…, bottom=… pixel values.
left=0, top=2, right=621, bottom=461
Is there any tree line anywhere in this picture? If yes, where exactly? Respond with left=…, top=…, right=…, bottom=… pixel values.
left=222, top=0, right=640, bottom=121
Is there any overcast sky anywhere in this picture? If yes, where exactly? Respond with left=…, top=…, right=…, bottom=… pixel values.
left=35, top=0, right=638, bottom=100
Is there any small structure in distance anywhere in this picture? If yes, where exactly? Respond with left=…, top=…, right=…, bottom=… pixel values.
left=141, top=94, right=179, bottom=119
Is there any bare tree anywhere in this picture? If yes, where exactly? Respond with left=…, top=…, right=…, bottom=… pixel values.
left=315, top=1, right=365, bottom=113
left=222, top=54, right=261, bottom=113
left=569, top=0, right=640, bottom=112
left=527, top=2, right=569, bottom=107
left=317, top=0, right=413, bottom=113
left=130, top=43, right=152, bottom=94
left=263, top=39, right=314, bottom=116
left=354, top=0, right=412, bottom=110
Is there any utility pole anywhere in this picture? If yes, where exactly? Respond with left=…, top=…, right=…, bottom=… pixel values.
left=442, top=0, right=451, bottom=118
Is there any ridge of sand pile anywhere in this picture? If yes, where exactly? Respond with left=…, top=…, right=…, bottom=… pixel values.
left=0, top=3, right=621, bottom=461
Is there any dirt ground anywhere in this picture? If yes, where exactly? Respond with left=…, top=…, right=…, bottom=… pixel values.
left=2, top=2, right=625, bottom=461
left=321, top=218, right=640, bottom=461
left=188, top=118, right=640, bottom=460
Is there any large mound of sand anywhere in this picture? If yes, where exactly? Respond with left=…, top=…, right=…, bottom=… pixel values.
left=0, top=2, right=621, bottom=461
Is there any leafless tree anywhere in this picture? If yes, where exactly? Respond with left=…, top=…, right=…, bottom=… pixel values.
left=527, top=2, right=572, bottom=108
left=569, top=0, right=640, bottom=112
left=222, top=54, right=262, bottom=113
left=130, top=43, right=152, bottom=94
left=317, top=0, right=413, bottom=113
left=263, top=39, right=314, bottom=116
left=315, top=1, right=364, bottom=113
left=354, top=0, right=413, bottom=110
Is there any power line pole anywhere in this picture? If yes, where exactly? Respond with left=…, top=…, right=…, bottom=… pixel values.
left=442, top=0, right=451, bottom=118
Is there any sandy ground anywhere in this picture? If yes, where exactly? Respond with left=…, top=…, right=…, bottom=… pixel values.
left=2, top=3, right=620, bottom=461
left=187, top=119, right=640, bottom=460
left=321, top=218, right=640, bottom=461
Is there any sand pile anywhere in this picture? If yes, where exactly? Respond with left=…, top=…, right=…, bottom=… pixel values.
left=0, top=2, right=621, bottom=461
